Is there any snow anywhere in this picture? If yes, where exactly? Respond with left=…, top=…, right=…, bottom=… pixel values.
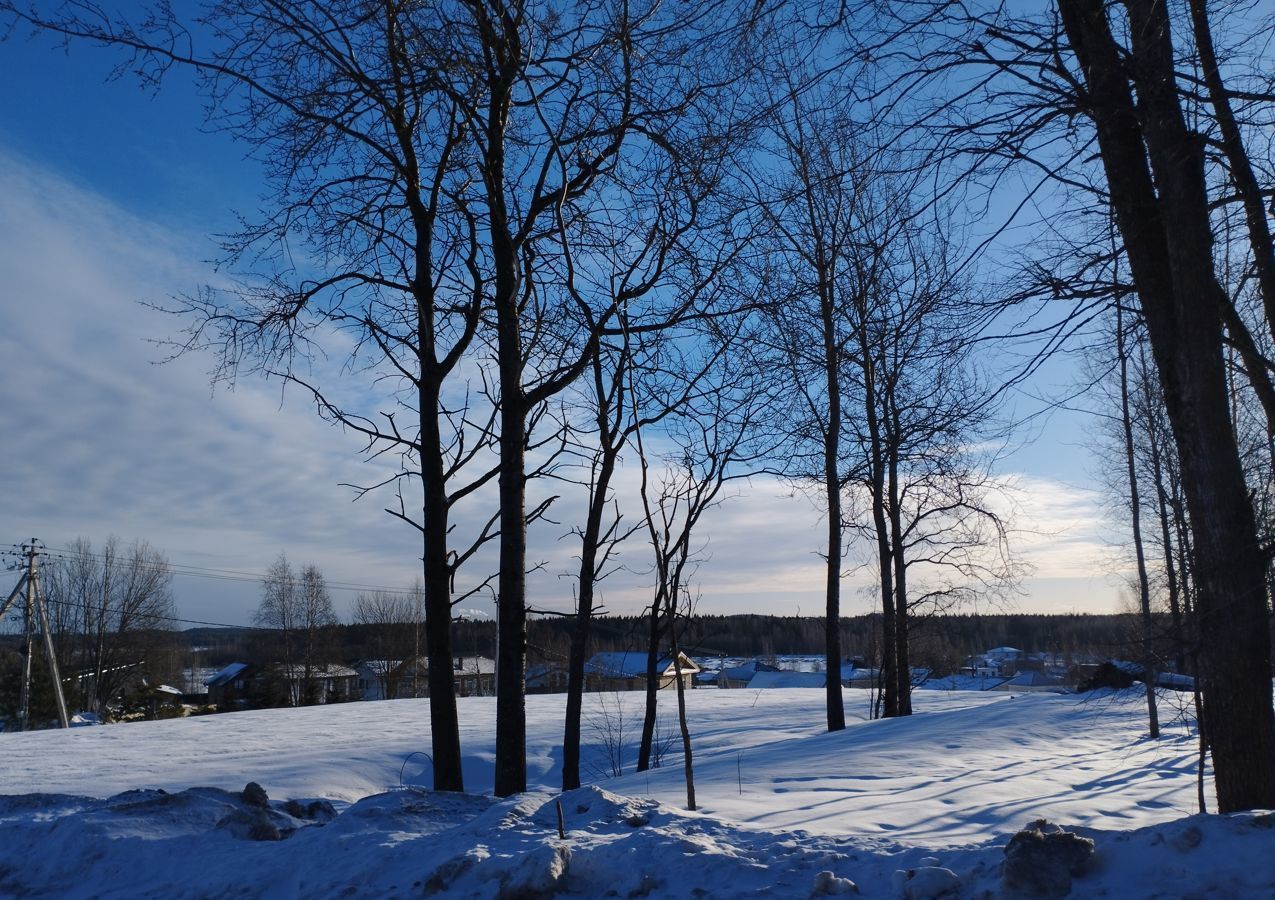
left=0, top=688, right=1270, bottom=898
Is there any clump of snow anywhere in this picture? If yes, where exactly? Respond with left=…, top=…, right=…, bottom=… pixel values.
left=892, top=865, right=960, bottom=899
left=0, top=687, right=1269, bottom=898
left=813, top=869, right=859, bottom=894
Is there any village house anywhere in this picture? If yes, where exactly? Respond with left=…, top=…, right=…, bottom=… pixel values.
left=353, top=659, right=403, bottom=701
left=584, top=651, right=700, bottom=692
left=713, top=659, right=780, bottom=688
left=205, top=662, right=255, bottom=709
left=526, top=662, right=569, bottom=694
left=277, top=664, right=360, bottom=705
left=453, top=656, right=497, bottom=697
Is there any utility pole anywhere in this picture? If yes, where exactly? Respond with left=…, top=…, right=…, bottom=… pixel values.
left=18, top=542, right=35, bottom=732
left=1, top=540, right=70, bottom=730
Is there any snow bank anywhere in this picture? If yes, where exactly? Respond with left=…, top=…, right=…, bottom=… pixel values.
left=0, top=687, right=1266, bottom=898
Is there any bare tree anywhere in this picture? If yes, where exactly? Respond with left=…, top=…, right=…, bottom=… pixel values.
left=255, top=554, right=336, bottom=705
left=353, top=590, right=417, bottom=699
left=297, top=564, right=338, bottom=704
left=254, top=553, right=300, bottom=705
left=41, top=537, right=176, bottom=717
left=754, top=83, right=862, bottom=734
left=631, top=357, right=768, bottom=809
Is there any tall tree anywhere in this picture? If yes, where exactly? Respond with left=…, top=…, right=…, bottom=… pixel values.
left=1055, top=0, right=1275, bottom=812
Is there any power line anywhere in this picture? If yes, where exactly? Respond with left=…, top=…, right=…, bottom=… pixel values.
left=27, top=543, right=428, bottom=598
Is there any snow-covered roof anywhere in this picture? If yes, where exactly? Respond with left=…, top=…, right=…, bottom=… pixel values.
left=748, top=671, right=826, bottom=689
left=205, top=663, right=248, bottom=687
left=454, top=657, right=497, bottom=676
left=920, top=674, right=1011, bottom=692
left=585, top=651, right=699, bottom=678
left=279, top=664, right=359, bottom=679
left=1108, top=661, right=1195, bottom=690
left=1003, top=670, right=1063, bottom=687
left=721, top=660, right=779, bottom=682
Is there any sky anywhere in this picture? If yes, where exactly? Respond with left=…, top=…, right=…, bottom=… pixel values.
left=0, top=22, right=1125, bottom=628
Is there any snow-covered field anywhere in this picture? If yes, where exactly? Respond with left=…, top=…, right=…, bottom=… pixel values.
left=0, top=688, right=1271, bottom=898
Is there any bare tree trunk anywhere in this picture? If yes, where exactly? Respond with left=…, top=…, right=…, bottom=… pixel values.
left=887, top=397, right=913, bottom=717
left=859, top=333, right=898, bottom=717
left=563, top=455, right=617, bottom=790
left=666, top=602, right=696, bottom=810
left=420, top=379, right=464, bottom=790
left=1117, top=301, right=1159, bottom=738
left=820, top=264, right=847, bottom=732
left=1140, top=343, right=1186, bottom=674
left=636, top=599, right=664, bottom=773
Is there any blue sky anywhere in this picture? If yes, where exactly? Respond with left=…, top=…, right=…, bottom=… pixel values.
left=0, top=29, right=1123, bottom=627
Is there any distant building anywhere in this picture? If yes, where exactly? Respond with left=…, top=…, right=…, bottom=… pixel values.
left=584, top=651, right=700, bottom=692
left=276, top=664, right=360, bottom=705
left=992, top=670, right=1068, bottom=693
left=452, top=656, right=496, bottom=697
left=205, top=662, right=255, bottom=708
left=526, top=663, right=569, bottom=694
left=352, top=659, right=402, bottom=701
left=716, top=659, right=780, bottom=689
left=748, top=670, right=827, bottom=689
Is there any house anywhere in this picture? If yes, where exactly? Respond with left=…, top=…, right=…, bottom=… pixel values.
left=921, top=672, right=1012, bottom=691
left=361, top=656, right=496, bottom=698
left=453, top=656, right=497, bottom=697
left=1082, top=660, right=1195, bottom=692
left=841, top=665, right=881, bottom=688
left=276, top=664, right=360, bottom=705
left=353, top=659, right=403, bottom=701
left=716, top=659, right=780, bottom=689
left=992, top=670, right=1069, bottom=693
left=584, top=651, right=700, bottom=691
left=749, top=670, right=826, bottom=689
left=205, top=662, right=255, bottom=708
left=526, top=663, right=569, bottom=694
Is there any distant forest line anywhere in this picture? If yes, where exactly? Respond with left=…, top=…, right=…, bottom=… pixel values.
left=176, top=612, right=1154, bottom=675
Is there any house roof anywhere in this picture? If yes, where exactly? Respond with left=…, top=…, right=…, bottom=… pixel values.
left=206, top=663, right=248, bottom=687
left=921, top=673, right=1011, bottom=691
left=749, top=671, right=827, bottom=689
left=1004, top=670, right=1063, bottom=687
left=721, top=660, right=780, bottom=682
left=454, top=657, right=497, bottom=676
left=585, top=651, right=700, bottom=679
left=279, top=664, right=358, bottom=679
